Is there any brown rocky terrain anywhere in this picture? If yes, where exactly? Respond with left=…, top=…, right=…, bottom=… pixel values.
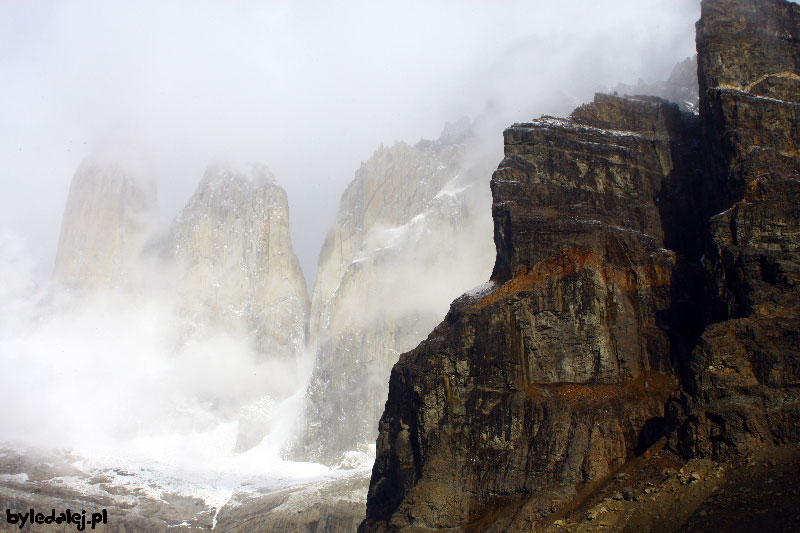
left=666, top=0, right=800, bottom=461
left=361, top=0, right=800, bottom=531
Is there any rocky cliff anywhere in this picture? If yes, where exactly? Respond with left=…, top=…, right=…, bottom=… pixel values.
left=171, top=164, right=308, bottom=365
left=361, top=0, right=800, bottom=530
left=290, top=120, right=497, bottom=465
left=53, top=155, right=157, bottom=289
left=361, top=93, right=701, bottom=532
left=667, top=0, right=800, bottom=460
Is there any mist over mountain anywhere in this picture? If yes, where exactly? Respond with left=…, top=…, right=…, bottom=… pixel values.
left=0, top=1, right=716, bottom=531
left=0, top=1, right=699, bottom=284
left=170, top=164, right=308, bottom=364
left=290, top=117, right=498, bottom=465
left=52, top=155, right=157, bottom=289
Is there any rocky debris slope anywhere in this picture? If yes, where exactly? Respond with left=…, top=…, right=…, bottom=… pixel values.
left=666, top=0, right=800, bottom=460
left=0, top=447, right=369, bottom=533
left=530, top=442, right=800, bottom=532
left=361, top=0, right=800, bottom=531
left=214, top=473, right=369, bottom=533
left=170, top=164, right=308, bottom=362
left=52, top=155, right=157, bottom=289
left=289, top=119, right=497, bottom=465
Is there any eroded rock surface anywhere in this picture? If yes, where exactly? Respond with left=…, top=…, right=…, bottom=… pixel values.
left=362, top=94, right=702, bottom=531
left=667, top=0, right=800, bottom=459
left=362, top=0, right=800, bottom=530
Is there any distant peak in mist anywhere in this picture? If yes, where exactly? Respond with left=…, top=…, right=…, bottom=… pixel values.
left=202, top=161, right=277, bottom=187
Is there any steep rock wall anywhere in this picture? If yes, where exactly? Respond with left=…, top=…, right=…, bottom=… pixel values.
left=291, top=120, right=497, bottom=465
left=362, top=1, right=800, bottom=530
left=667, top=0, right=800, bottom=459
left=361, top=95, right=701, bottom=531
left=171, top=164, right=309, bottom=362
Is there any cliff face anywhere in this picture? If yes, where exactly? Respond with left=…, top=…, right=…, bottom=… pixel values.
left=53, top=156, right=157, bottom=289
left=667, top=0, right=800, bottom=459
left=291, top=120, right=497, bottom=465
left=362, top=0, right=800, bottom=530
left=171, top=164, right=309, bottom=362
left=362, top=94, right=700, bottom=532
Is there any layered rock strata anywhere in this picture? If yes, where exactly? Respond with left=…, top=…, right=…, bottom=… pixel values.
left=53, top=156, right=157, bottom=289
left=362, top=0, right=800, bottom=530
left=667, top=0, right=800, bottom=459
left=361, top=94, right=701, bottom=530
left=291, top=120, right=497, bottom=465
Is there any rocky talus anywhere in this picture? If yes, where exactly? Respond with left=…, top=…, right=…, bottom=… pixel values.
left=291, top=119, right=497, bottom=465
left=171, top=164, right=308, bottom=363
left=361, top=0, right=800, bottom=531
left=52, top=156, right=157, bottom=289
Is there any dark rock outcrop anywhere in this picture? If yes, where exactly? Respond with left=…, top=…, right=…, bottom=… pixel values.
left=362, top=0, right=800, bottom=530
left=666, top=0, right=800, bottom=459
left=362, top=94, right=702, bottom=530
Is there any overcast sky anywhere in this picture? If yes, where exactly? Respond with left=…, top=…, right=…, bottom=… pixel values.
left=0, top=1, right=700, bottom=284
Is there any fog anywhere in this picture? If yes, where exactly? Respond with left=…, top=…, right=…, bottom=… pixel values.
left=0, top=0, right=699, bottom=283
left=0, top=0, right=700, bottom=507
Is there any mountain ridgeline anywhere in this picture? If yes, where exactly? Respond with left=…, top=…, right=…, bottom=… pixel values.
left=360, top=0, right=800, bottom=530
left=47, top=0, right=799, bottom=529
left=288, top=119, right=497, bottom=466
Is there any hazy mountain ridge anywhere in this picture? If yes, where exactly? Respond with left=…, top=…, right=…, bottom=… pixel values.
left=290, top=118, right=497, bottom=465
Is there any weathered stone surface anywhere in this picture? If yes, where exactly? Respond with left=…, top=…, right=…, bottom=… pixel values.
left=361, top=93, right=701, bottom=531
left=667, top=0, right=800, bottom=459
left=53, top=155, right=157, bottom=289
left=290, top=120, right=496, bottom=465
left=169, top=164, right=309, bottom=452
left=362, top=1, right=800, bottom=529
left=170, top=163, right=308, bottom=363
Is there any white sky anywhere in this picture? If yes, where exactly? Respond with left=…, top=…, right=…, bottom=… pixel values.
left=0, top=1, right=700, bottom=284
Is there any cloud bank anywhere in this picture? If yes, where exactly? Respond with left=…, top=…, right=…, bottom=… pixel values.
left=0, top=0, right=699, bottom=281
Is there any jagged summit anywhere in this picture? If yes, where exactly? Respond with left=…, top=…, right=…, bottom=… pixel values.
left=198, top=162, right=277, bottom=190
left=289, top=117, right=497, bottom=465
